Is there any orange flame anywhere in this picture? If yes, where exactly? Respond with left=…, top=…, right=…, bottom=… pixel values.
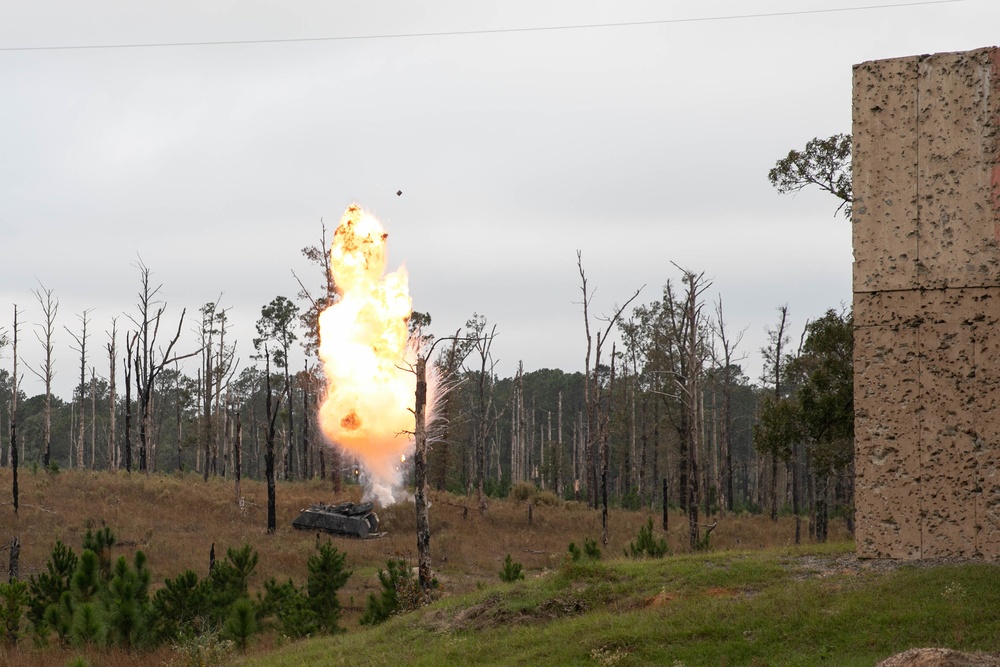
left=317, top=204, right=417, bottom=503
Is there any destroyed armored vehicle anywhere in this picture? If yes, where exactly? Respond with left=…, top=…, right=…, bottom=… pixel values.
left=292, top=501, right=381, bottom=538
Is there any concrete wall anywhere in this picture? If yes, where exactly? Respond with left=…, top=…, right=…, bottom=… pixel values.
left=853, top=47, right=1000, bottom=559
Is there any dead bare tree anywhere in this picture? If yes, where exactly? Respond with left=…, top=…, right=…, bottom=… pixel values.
left=576, top=250, right=642, bottom=513
left=90, top=367, right=97, bottom=468
left=234, top=409, right=243, bottom=502
left=107, top=317, right=118, bottom=470
left=295, top=223, right=340, bottom=484
left=413, top=355, right=432, bottom=593
left=123, top=331, right=138, bottom=472
left=463, top=315, right=500, bottom=514
left=199, top=299, right=237, bottom=480
left=710, top=297, right=746, bottom=514
left=762, top=306, right=789, bottom=522
left=128, top=258, right=199, bottom=473
left=28, top=283, right=58, bottom=469
left=409, top=334, right=464, bottom=596
left=600, top=343, right=618, bottom=545
left=431, top=329, right=467, bottom=491
left=106, top=319, right=118, bottom=470
left=9, top=306, right=20, bottom=514
left=264, top=349, right=284, bottom=534
left=662, top=265, right=712, bottom=550
left=66, top=309, right=94, bottom=469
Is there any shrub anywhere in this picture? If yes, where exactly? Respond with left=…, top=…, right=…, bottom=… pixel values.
left=82, top=527, right=116, bottom=581
left=306, top=540, right=352, bottom=634
left=70, top=601, right=104, bottom=647
left=534, top=490, right=561, bottom=506
left=150, top=570, right=211, bottom=642
left=626, top=518, right=669, bottom=559
left=360, top=559, right=421, bottom=625
left=171, top=629, right=234, bottom=667
left=259, top=578, right=317, bottom=639
left=568, top=538, right=601, bottom=563
left=619, top=490, right=642, bottom=511
left=223, top=598, right=257, bottom=653
left=105, top=551, right=152, bottom=648
left=27, top=540, right=78, bottom=642
left=509, top=482, right=536, bottom=502
left=499, top=554, right=524, bottom=583
left=0, top=579, right=28, bottom=646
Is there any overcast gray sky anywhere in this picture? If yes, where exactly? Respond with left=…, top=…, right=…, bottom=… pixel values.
left=1, top=0, right=996, bottom=399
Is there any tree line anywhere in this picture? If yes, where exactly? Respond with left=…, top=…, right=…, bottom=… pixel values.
left=2, top=135, right=855, bottom=547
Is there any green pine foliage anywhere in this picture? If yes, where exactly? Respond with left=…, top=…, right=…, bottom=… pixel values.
left=0, top=579, right=28, bottom=646
left=81, top=527, right=116, bottom=581
left=71, top=550, right=101, bottom=603
left=207, top=544, right=259, bottom=620
left=258, top=577, right=318, bottom=639
left=150, top=570, right=212, bottom=642
left=499, top=554, right=525, bottom=583
left=626, top=518, right=669, bottom=559
left=18, top=531, right=353, bottom=654
left=105, top=551, right=152, bottom=648
left=26, top=540, right=77, bottom=640
left=70, top=601, right=104, bottom=647
left=360, top=559, right=416, bottom=626
left=583, top=538, right=601, bottom=560
left=223, top=598, right=258, bottom=653
left=306, top=540, right=352, bottom=634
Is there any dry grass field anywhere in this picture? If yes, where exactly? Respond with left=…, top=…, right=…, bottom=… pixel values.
left=0, top=467, right=851, bottom=666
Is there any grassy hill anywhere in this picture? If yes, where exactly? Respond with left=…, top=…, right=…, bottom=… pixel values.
left=240, top=547, right=1000, bottom=667
left=0, top=468, right=996, bottom=666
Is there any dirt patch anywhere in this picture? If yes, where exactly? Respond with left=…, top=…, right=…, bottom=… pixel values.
left=876, top=648, right=1000, bottom=667
left=645, top=590, right=675, bottom=607
left=421, top=591, right=588, bottom=633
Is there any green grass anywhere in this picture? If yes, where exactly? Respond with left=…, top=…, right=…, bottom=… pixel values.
left=238, top=543, right=1000, bottom=666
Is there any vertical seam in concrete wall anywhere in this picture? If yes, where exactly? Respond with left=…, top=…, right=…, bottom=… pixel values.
left=917, top=322, right=923, bottom=558
left=993, top=50, right=1000, bottom=243
left=914, top=61, right=924, bottom=559
left=973, top=326, right=980, bottom=555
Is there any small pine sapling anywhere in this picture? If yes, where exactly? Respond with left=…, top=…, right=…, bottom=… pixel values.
left=626, top=518, right=669, bottom=559
left=306, top=540, right=352, bottom=634
left=499, top=554, right=524, bottom=583
left=223, top=598, right=257, bottom=653
left=360, top=559, right=420, bottom=625
left=0, top=580, right=28, bottom=646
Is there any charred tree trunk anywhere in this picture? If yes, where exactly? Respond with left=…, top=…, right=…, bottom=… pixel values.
left=302, top=363, right=310, bottom=480
left=124, top=334, right=135, bottom=473
left=235, top=410, right=243, bottom=502
left=662, top=478, right=668, bottom=531
left=10, top=307, right=20, bottom=514
left=265, top=352, right=281, bottom=534
left=600, top=345, right=616, bottom=546
left=792, top=450, right=801, bottom=545
left=8, top=536, right=20, bottom=583
left=10, top=419, right=17, bottom=516
left=414, top=356, right=433, bottom=594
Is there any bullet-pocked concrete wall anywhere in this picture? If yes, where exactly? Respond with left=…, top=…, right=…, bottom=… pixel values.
left=853, top=47, right=1000, bottom=559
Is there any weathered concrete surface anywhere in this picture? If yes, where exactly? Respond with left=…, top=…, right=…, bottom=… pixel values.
left=854, top=47, right=1000, bottom=559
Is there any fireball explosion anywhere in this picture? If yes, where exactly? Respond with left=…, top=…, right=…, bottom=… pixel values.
left=317, top=204, right=428, bottom=505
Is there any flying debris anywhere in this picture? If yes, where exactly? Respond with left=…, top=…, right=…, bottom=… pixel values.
left=396, top=190, right=402, bottom=196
